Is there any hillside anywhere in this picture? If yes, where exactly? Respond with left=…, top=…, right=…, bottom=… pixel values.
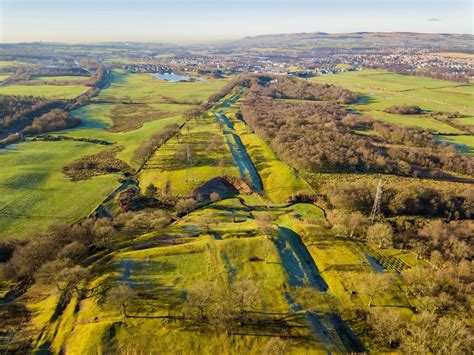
left=223, top=32, right=474, bottom=51
left=1, top=68, right=472, bottom=353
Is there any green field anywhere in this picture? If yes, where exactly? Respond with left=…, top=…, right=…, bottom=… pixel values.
left=311, top=70, right=474, bottom=146
left=0, top=71, right=224, bottom=238
left=0, top=75, right=10, bottom=81
left=0, top=84, right=89, bottom=99
left=96, top=70, right=226, bottom=103
left=29, top=192, right=418, bottom=353
left=0, top=141, right=119, bottom=238
left=68, top=104, right=186, bottom=165
left=2, top=73, right=438, bottom=353
left=0, top=60, right=36, bottom=68
left=32, top=76, right=91, bottom=82
left=139, top=114, right=241, bottom=196
left=437, top=135, right=474, bottom=156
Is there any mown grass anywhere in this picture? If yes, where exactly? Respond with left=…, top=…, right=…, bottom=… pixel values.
left=0, top=140, right=119, bottom=238
left=0, top=84, right=89, bottom=99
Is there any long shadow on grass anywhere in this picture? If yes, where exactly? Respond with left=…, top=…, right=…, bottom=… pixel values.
left=275, top=227, right=328, bottom=292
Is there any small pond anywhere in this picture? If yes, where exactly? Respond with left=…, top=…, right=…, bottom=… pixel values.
left=151, top=72, right=204, bottom=82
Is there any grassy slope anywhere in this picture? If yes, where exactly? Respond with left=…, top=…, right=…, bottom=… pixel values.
left=226, top=111, right=313, bottom=203
left=139, top=115, right=241, bottom=196
left=0, top=141, right=119, bottom=238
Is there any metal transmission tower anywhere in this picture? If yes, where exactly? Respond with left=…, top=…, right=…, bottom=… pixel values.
left=369, top=179, right=383, bottom=222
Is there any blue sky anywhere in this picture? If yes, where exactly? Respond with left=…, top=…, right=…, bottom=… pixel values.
left=1, top=0, right=472, bottom=43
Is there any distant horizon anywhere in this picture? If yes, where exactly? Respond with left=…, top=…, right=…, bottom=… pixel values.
left=2, top=30, right=473, bottom=46
left=1, top=0, right=472, bottom=43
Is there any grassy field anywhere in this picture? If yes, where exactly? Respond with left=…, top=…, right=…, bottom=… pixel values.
left=0, top=84, right=89, bottom=99
left=32, top=76, right=91, bottom=82
left=437, top=135, right=474, bottom=156
left=0, top=75, right=10, bottom=81
left=0, top=60, right=36, bottom=68
left=0, top=141, right=119, bottom=238
left=96, top=70, right=226, bottom=103
left=68, top=104, right=186, bottom=165
left=139, top=114, right=241, bottom=196
left=0, top=71, right=226, bottom=239
left=311, top=69, right=474, bottom=142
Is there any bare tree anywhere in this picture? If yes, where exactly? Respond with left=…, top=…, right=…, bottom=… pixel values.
left=175, top=198, right=197, bottom=214
left=106, top=284, right=136, bottom=317
left=35, top=258, right=89, bottom=296
left=368, top=308, right=403, bottom=348
left=263, top=337, right=289, bottom=355
left=367, top=223, right=393, bottom=249
left=229, top=279, right=261, bottom=325
left=256, top=214, right=278, bottom=236
left=183, top=281, right=217, bottom=322
left=358, top=273, right=394, bottom=307
left=210, top=192, right=220, bottom=202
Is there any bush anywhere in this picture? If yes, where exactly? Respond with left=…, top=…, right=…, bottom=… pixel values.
left=385, top=105, right=422, bottom=115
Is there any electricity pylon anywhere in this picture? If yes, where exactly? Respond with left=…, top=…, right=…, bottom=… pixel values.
left=369, top=179, right=383, bottom=222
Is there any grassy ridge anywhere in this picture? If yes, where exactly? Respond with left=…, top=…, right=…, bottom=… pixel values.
left=232, top=115, right=314, bottom=203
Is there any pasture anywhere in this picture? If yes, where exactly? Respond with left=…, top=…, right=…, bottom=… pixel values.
left=0, top=70, right=224, bottom=238
left=96, top=70, right=226, bottom=103
left=32, top=76, right=91, bottom=82
left=0, top=140, right=119, bottom=238
left=311, top=70, right=474, bottom=149
left=0, top=84, right=89, bottom=99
